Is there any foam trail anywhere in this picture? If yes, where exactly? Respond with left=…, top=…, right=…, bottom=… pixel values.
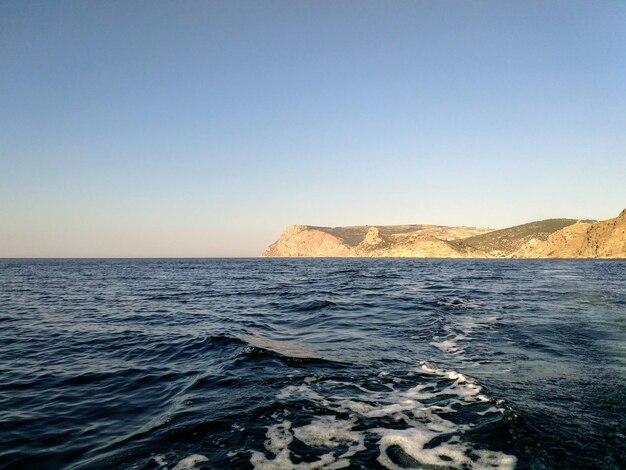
left=249, top=362, right=516, bottom=469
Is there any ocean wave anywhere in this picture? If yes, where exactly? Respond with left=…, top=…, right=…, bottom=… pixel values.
left=266, top=299, right=340, bottom=313
left=241, top=344, right=343, bottom=368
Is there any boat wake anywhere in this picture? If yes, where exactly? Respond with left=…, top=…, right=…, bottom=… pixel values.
left=248, top=362, right=517, bottom=469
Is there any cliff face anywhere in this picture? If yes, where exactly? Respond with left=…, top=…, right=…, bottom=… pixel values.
left=512, top=222, right=593, bottom=258
left=262, top=225, right=352, bottom=257
left=262, top=224, right=494, bottom=258
left=262, top=208, right=626, bottom=258
left=449, top=219, right=595, bottom=257
left=574, top=208, right=626, bottom=258
left=513, top=209, right=626, bottom=259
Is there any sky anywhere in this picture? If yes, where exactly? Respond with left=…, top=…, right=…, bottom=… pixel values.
left=1, top=0, right=625, bottom=257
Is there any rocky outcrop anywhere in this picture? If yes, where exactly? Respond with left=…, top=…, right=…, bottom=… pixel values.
left=262, top=224, right=494, bottom=258
left=262, top=225, right=352, bottom=257
left=449, top=219, right=593, bottom=257
left=262, top=208, right=626, bottom=258
left=513, top=209, right=626, bottom=258
left=512, top=222, right=593, bottom=258
left=573, top=209, right=626, bottom=258
left=359, top=226, right=384, bottom=248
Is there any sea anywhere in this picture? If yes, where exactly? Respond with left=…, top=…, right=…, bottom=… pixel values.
left=0, top=259, right=624, bottom=469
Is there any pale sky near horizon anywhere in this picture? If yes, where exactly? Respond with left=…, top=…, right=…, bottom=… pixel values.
left=1, top=1, right=625, bottom=257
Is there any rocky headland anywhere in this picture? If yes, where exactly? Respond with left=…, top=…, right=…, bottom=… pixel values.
left=262, top=208, right=626, bottom=258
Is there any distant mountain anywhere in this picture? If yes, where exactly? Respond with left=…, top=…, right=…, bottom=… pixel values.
left=261, top=208, right=626, bottom=258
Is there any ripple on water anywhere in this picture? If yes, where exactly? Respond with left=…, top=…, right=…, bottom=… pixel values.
left=1, top=258, right=625, bottom=469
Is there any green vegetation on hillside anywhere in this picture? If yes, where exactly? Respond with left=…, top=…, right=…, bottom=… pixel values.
left=449, top=219, right=595, bottom=255
left=311, top=225, right=428, bottom=247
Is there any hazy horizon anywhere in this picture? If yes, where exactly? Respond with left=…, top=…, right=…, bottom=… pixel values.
left=2, top=1, right=625, bottom=257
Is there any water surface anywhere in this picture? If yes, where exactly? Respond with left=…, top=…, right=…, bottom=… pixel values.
left=0, top=259, right=624, bottom=469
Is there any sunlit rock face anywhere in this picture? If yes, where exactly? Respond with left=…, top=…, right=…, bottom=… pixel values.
left=263, top=208, right=626, bottom=258
left=262, top=224, right=495, bottom=258
left=512, top=210, right=626, bottom=259
left=512, top=222, right=594, bottom=258
left=567, top=209, right=626, bottom=258
left=262, top=225, right=353, bottom=257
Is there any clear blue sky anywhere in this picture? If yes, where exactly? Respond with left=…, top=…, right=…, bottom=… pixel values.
left=1, top=0, right=625, bottom=257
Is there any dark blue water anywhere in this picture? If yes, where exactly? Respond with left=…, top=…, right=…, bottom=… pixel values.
left=0, top=259, right=624, bottom=469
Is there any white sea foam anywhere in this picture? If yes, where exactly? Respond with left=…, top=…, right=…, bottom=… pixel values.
left=250, top=419, right=359, bottom=469
left=437, top=297, right=482, bottom=309
left=430, top=322, right=473, bottom=357
left=250, top=362, right=516, bottom=469
left=430, top=335, right=466, bottom=354
left=277, top=384, right=326, bottom=403
left=172, top=453, right=209, bottom=469
left=430, top=313, right=502, bottom=363
left=152, top=455, right=167, bottom=466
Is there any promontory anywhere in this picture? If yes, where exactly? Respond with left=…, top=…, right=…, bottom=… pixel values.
left=262, top=208, right=626, bottom=258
